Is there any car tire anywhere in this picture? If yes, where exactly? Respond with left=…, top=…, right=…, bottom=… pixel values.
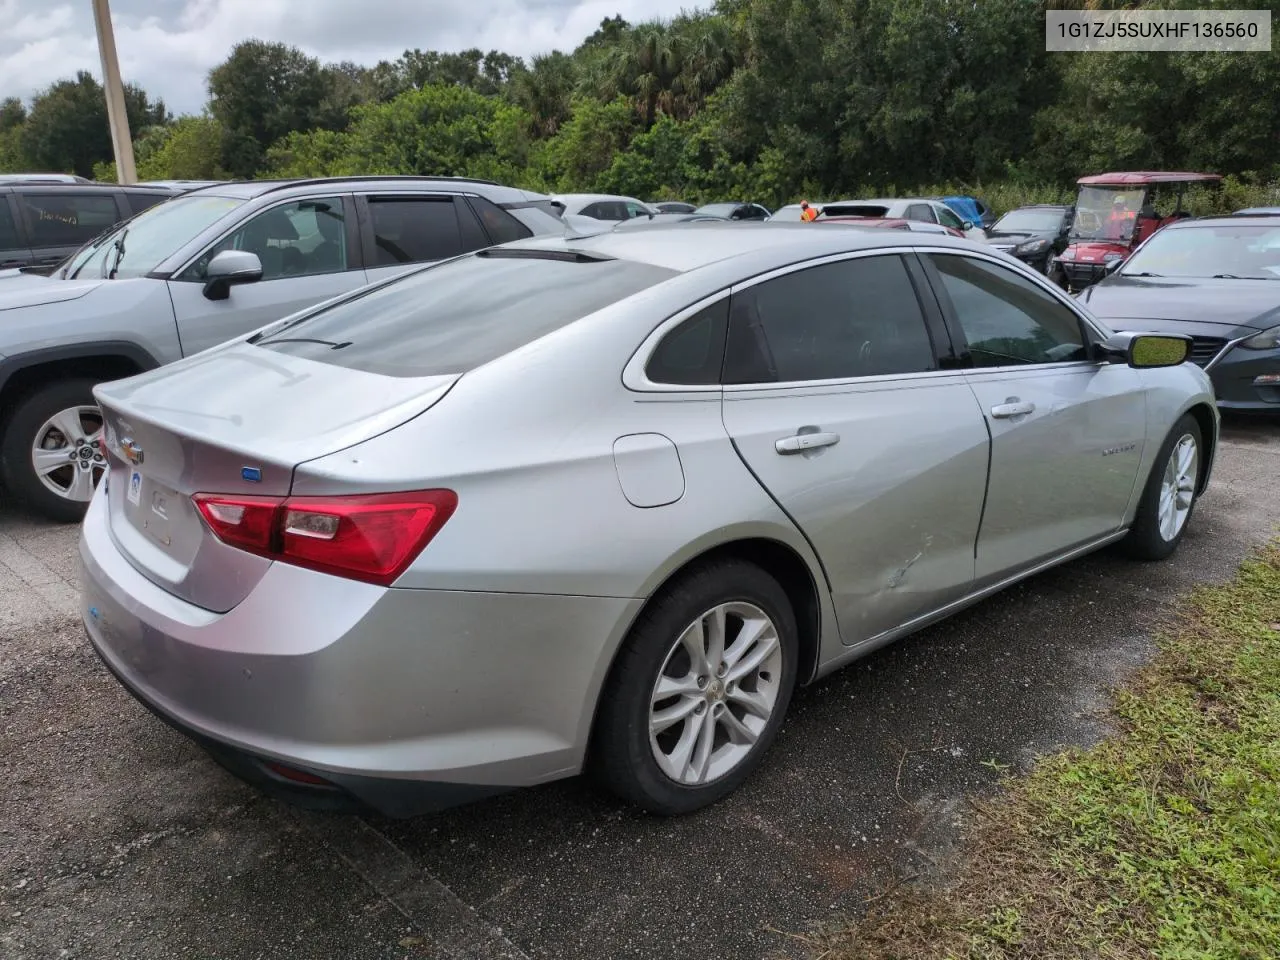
left=591, top=559, right=799, bottom=815
left=1120, top=413, right=1203, bottom=561
left=0, top=379, right=105, bottom=523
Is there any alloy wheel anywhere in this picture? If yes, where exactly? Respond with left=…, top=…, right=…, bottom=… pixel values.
left=30, top=405, right=106, bottom=502
left=648, top=601, right=784, bottom=786
left=1157, top=433, right=1197, bottom=542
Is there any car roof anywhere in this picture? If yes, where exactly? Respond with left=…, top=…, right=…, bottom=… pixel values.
left=0, top=180, right=178, bottom=194
left=1001, top=204, right=1072, bottom=212
left=554, top=193, right=646, bottom=204
left=1233, top=207, right=1280, bottom=216
left=501, top=220, right=976, bottom=273
left=1076, top=172, right=1221, bottom=186
left=187, top=176, right=545, bottom=204
left=1173, top=215, right=1280, bottom=228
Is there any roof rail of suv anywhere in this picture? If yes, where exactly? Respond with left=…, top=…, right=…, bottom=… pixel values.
left=251, top=175, right=504, bottom=195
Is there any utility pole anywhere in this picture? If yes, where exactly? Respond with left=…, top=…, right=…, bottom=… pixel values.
left=90, top=0, right=136, bottom=183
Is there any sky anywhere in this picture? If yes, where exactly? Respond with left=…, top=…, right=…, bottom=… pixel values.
left=0, top=0, right=700, bottom=115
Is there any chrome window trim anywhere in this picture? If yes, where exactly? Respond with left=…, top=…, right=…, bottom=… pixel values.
left=622, top=245, right=1113, bottom=394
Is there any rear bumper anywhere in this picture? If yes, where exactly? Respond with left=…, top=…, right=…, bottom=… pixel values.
left=79, top=488, right=642, bottom=817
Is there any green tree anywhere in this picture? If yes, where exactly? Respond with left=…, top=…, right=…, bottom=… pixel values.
left=136, top=115, right=227, bottom=180
left=532, top=95, right=640, bottom=191
left=0, top=97, right=27, bottom=172
left=208, top=40, right=336, bottom=177
left=19, top=72, right=167, bottom=178
left=510, top=52, right=578, bottom=137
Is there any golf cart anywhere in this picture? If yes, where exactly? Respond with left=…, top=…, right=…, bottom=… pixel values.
left=1054, top=171, right=1221, bottom=292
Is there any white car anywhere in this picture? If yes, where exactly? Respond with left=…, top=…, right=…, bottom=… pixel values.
left=822, top=198, right=988, bottom=242
left=552, top=194, right=658, bottom=222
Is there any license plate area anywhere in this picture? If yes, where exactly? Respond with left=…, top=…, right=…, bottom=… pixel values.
left=126, top=470, right=174, bottom=548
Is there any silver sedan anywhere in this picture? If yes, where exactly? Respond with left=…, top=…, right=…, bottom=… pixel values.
left=80, top=223, right=1218, bottom=817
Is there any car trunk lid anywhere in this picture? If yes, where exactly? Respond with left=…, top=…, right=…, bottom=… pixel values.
left=94, top=342, right=458, bottom=612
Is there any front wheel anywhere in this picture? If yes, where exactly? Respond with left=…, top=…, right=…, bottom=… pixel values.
left=591, top=560, right=799, bottom=815
left=1120, top=414, right=1203, bottom=561
left=0, top=379, right=106, bottom=522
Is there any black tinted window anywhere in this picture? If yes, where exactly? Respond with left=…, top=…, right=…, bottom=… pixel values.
left=582, top=201, right=628, bottom=221
left=930, top=254, right=1087, bottom=366
left=19, top=193, right=120, bottom=247
left=468, top=196, right=532, bottom=245
left=125, top=192, right=171, bottom=216
left=645, top=300, right=729, bottom=385
left=255, top=252, right=677, bottom=377
left=0, top=202, right=18, bottom=248
left=368, top=198, right=462, bottom=265
left=724, top=255, right=935, bottom=383
left=906, top=203, right=936, bottom=223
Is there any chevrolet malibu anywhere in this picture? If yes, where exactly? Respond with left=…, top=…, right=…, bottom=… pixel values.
left=81, top=224, right=1218, bottom=818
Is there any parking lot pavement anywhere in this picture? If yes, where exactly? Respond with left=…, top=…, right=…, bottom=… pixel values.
left=2, top=417, right=1278, bottom=960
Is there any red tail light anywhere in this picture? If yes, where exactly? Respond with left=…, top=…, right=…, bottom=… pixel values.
left=192, top=490, right=457, bottom=586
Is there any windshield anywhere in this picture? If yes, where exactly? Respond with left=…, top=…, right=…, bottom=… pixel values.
left=65, top=194, right=244, bottom=280
left=1121, top=224, right=1280, bottom=280
left=994, top=210, right=1065, bottom=233
left=770, top=206, right=805, bottom=221
left=694, top=204, right=738, bottom=217
left=1070, top=187, right=1146, bottom=242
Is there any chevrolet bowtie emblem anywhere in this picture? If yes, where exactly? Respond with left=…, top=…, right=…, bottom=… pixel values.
left=119, top=437, right=144, bottom=465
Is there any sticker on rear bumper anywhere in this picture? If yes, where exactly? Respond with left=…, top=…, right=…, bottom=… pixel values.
left=128, top=470, right=142, bottom=506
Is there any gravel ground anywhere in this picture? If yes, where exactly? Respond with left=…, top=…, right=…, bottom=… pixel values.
left=2, top=416, right=1277, bottom=960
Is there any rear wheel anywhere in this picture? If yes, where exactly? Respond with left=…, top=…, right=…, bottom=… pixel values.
left=1121, top=413, right=1203, bottom=561
left=0, top=379, right=106, bottom=522
left=592, top=560, right=799, bottom=815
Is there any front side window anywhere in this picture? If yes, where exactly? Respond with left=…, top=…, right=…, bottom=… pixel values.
left=0, top=201, right=19, bottom=248
left=724, top=255, right=936, bottom=384
left=929, top=254, right=1087, bottom=367
left=19, top=193, right=120, bottom=247
left=66, top=193, right=244, bottom=280
left=935, top=205, right=965, bottom=230
left=182, top=197, right=348, bottom=281
left=367, top=197, right=462, bottom=266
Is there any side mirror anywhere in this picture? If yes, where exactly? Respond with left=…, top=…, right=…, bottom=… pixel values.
left=962, top=220, right=974, bottom=231
left=203, top=250, right=263, bottom=301
left=1096, top=332, right=1190, bottom=368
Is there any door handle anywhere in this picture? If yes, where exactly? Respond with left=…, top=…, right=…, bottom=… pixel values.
left=990, top=398, right=1036, bottom=419
left=775, top=432, right=840, bottom=455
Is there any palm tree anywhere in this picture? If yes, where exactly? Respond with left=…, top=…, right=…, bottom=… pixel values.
left=512, top=52, right=577, bottom=138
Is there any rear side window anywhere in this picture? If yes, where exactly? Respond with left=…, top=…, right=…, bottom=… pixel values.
left=645, top=300, right=729, bottom=385
left=583, top=201, right=629, bottom=221
left=366, top=197, right=463, bottom=265
left=19, top=193, right=120, bottom=247
left=905, top=203, right=937, bottom=223
left=724, top=255, right=936, bottom=383
left=468, top=196, right=533, bottom=245
left=254, top=252, right=678, bottom=377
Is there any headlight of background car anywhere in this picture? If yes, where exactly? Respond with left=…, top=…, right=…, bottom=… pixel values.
left=1240, top=323, right=1280, bottom=350
left=1103, top=253, right=1124, bottom=263
left=1015, top=238, right=1050, bottom=254
left=1060, top=248, right=1076, bottom=260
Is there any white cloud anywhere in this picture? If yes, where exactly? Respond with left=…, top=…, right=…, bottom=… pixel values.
left=0, top=0, right=701, bottom=114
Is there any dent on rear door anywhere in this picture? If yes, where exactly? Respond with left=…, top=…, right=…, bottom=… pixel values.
left=723, top=375, right=990, bottom=646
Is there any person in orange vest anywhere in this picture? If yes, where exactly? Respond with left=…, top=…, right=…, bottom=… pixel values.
left=800, top=200, right=819, bottom=222
left=1106, top=195, right=1136, bottom=238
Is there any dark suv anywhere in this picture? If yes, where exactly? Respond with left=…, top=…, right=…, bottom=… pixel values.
left=0, top=180, right=190, bottom=274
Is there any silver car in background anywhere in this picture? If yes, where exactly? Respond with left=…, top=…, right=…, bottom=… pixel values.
left=81, top=224, right=1218, bottom=818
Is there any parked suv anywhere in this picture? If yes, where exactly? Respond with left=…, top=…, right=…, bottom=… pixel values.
left=1, top=181, right=188, bottom=274
left=0, top=175, right=565, bottom=520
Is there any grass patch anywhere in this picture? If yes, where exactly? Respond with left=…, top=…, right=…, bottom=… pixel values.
left=817, top=543, right=1280, bottom=960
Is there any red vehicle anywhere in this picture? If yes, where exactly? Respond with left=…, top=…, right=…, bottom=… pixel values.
left=1054, top=171, right=1221, bottom=291
left=816, top=215, right=966, bottom=238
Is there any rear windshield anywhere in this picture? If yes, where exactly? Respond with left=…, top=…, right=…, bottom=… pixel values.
left=253, top=251, right=678, bottom=377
